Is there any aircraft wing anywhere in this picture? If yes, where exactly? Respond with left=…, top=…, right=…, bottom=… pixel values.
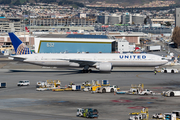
left=61, top=59, right=98, bottom=66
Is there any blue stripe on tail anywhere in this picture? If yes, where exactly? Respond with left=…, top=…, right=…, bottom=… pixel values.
left=8, top=33, right=32, bottom=55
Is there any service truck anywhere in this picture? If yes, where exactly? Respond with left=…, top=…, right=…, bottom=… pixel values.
left=164, top=113, right=176, bottom=120
left=139, top=89, right=153, bottom=95
left=129, top=108, right=149, bottom=120
left=172, top=111, right=180, bottom=120
left=162, top=90, right=180, bottom=97
left=96, top=85, right=119, bottom=93
left=77, top=108, right=98, bottom=118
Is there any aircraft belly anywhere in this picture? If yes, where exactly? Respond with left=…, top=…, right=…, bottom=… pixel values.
left=111, top=61, right=167, bottom=67
left=26, top=61, right=70, bottom=67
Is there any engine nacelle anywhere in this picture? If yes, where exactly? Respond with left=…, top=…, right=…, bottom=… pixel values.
left=69, top=63, right=80, bottom=67
left=96, top=62, right=112, bottom=72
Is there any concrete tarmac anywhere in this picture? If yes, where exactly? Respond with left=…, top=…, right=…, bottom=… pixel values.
left=0, top=61, right=180, bottom=120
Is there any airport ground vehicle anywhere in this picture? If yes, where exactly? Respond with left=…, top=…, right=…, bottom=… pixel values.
left=129, top=108, right=149, bottom=120
left=172, top=111, right=180, bottom=119
left=161, top=68, right=179, bottom=73
left=36, top=80, right=61, bottom=88
left=77, top=108, right=98, bottom=118
left=17, top=80, right=30, bottom=86
left=164, top=113, right=176, bottom=120
left=162, top=90, right=180, bottom=97
left=0, top=82, right=6, bottom=88
left=129, top=83, right=144, bottom=94
left=152, top=113, right=164, bottom=119
left=96, top=85, right=119, bottom=93
left=147, top=45, right=161, bottom=51
left=0, top=45, right=14, bottom=54
left=139, top=89, right=153, bottom=95
left=72, top=85, right=81, bottom=91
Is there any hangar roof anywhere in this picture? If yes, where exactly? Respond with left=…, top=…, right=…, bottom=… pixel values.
left=36, top=34, right=109, bottom=39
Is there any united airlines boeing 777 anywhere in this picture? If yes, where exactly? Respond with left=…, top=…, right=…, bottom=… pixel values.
left=8, top=33, right=168, bottom=72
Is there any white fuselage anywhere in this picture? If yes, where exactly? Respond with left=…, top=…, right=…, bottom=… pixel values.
left=12, top=53, right=168, bottom=68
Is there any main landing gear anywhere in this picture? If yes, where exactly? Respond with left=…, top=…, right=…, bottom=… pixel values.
left=82, top=66, right=92, bottom=73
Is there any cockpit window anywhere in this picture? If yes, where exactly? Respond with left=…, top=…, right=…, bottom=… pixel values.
left=162, top=58, right=165, bottom=60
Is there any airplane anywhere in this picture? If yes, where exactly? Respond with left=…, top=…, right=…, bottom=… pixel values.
left=8, top=32, right=168, bottom=72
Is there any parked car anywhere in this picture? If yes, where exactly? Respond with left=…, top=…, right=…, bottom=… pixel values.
left=17, top=80, right=30, bottom=86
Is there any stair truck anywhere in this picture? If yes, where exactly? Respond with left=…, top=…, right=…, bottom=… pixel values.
left=77, top=108, right=98, bottom=118
left=129, top=84, right=144, bottom=94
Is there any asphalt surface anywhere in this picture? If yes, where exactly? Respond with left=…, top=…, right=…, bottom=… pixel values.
left=0, top=45, right=180, bottom=120
left=1, top=60, right=180, bottom=120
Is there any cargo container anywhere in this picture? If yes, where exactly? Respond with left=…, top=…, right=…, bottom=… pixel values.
left=72, top=85, right=81, bottom=91
left=0, top=82, right=6, bottom=88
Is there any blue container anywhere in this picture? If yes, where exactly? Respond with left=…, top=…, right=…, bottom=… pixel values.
left=1, top=83, right=6, bottom=88
left=76, top=85, right=81, bottom=90
left=102, top=80, right=109, bottom=85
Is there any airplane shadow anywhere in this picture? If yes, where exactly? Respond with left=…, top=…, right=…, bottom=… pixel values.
left=8, top=69, right=153, bottom=76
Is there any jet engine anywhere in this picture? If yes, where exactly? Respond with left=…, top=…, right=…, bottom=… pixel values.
left=96, top=62, right=112, bottom=72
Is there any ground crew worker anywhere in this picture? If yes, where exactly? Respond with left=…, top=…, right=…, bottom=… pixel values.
left=154, top=70, right=156, bottom=75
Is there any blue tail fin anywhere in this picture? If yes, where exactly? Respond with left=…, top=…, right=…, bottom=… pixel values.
left=8, top=33, right=32, bottom=55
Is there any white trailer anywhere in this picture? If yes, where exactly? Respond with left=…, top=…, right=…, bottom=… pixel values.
left=147, top=45, right=161, bottom=51
left=163, top=90, right=180, bottom=97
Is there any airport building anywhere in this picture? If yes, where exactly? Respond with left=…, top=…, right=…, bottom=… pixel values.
left=0, top=18, right=25, bottom=32
left=108, top=32, right=148, bottom=44
left=108, top=14, right=121, bottom=25
left=121, top=13, right=132, bottom=24
left=35, top=34, right=115, bottom=53
left=97, top=15, right=109, bottom=24
left=97, top=14, right=121, bottom=25
left=29, top=17, right=96, bottom=26
left=0, top=32, right=147, bottom=54
left=132, top=14, right=146, bottom=25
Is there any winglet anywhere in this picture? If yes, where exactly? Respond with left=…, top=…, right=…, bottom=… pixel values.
left=8, top=32, right=32, bottom=55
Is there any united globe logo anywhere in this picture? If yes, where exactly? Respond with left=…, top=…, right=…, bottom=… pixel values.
left=16, top=43, right=32, bottom=55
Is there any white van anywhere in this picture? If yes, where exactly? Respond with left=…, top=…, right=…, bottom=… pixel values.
left=17, top=80, right=30, bottom=86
